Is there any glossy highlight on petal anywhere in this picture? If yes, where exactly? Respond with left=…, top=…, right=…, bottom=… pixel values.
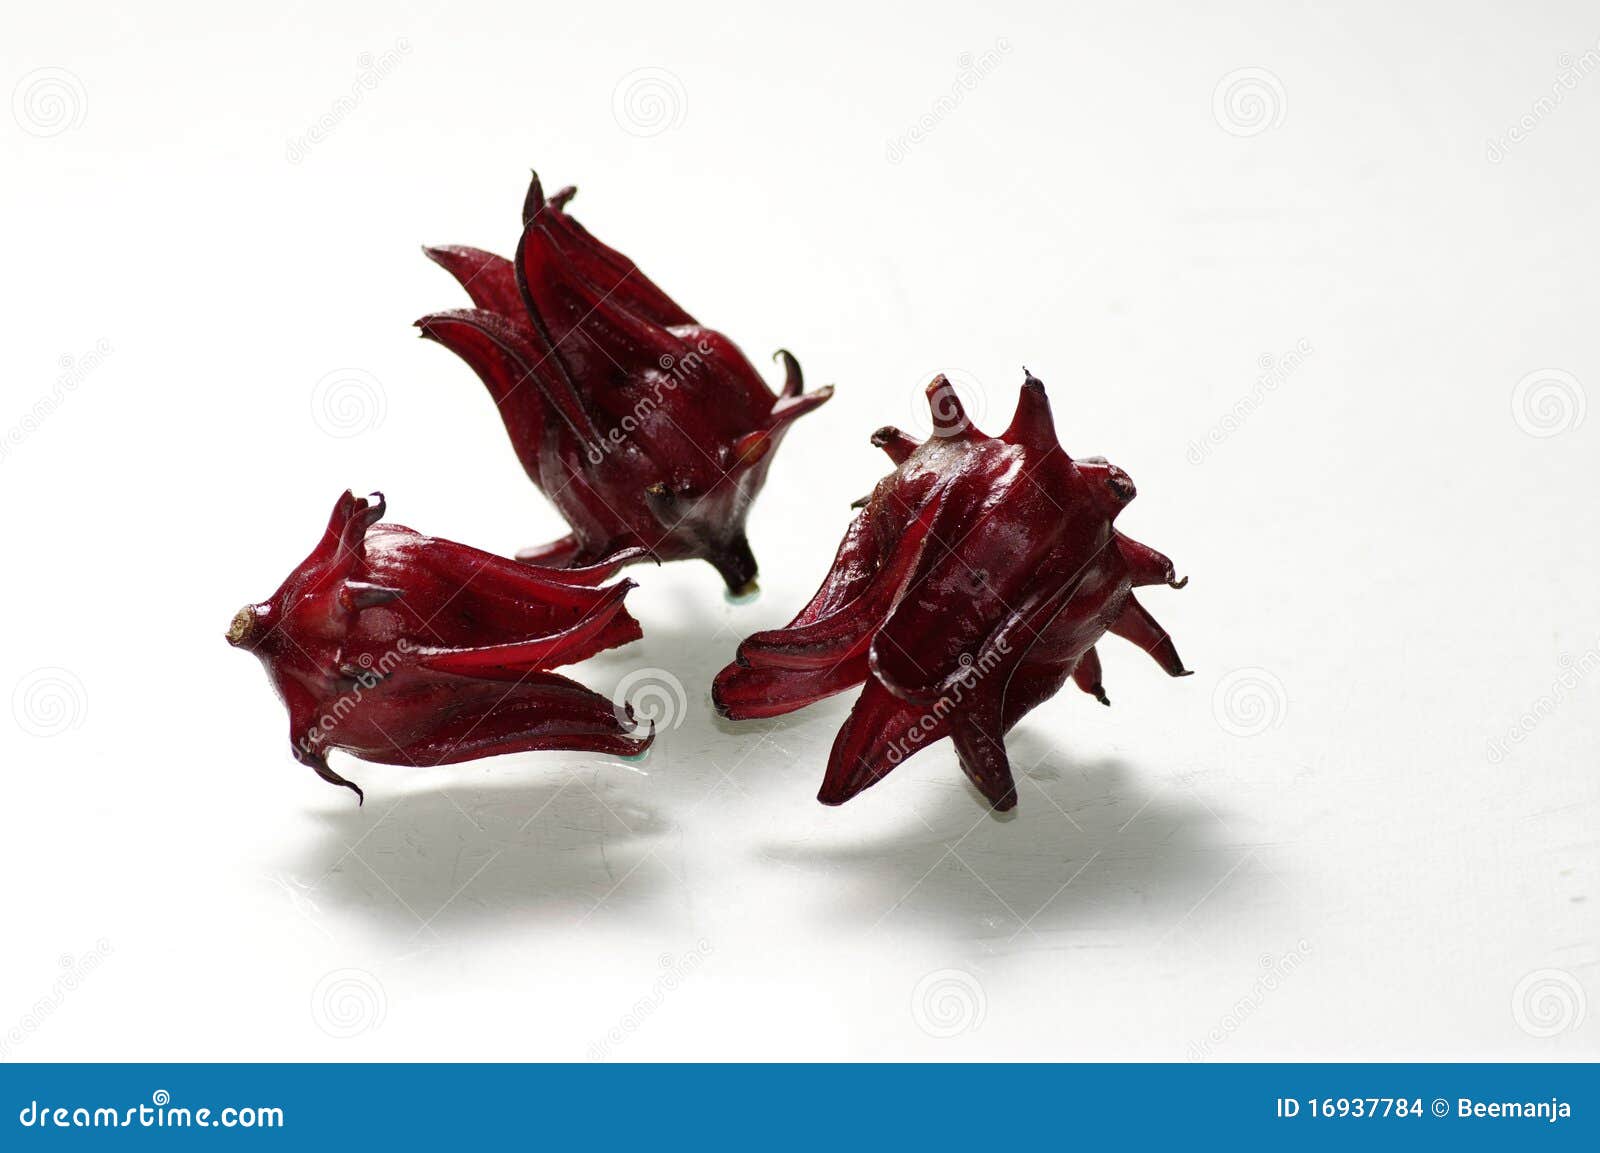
left=419, top=169, right=833, bottom=592
left=714, top=371, right=1191, bottom=813
left=226, top=491, right=650, bottom=801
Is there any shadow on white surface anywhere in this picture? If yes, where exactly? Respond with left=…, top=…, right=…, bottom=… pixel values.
left=285, top=767, right=678, bottom=938
left=757, top=727, right=1235, bottom=943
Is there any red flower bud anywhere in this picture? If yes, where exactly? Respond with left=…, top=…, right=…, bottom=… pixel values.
left=417, top=172, right=832, bottom=594
left=713, top=372, right=1191, bottom=811
left=226, top=491, right=650, bottom=802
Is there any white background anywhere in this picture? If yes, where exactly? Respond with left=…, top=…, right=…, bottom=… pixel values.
left=2, top=0, right=1595, bottom=1060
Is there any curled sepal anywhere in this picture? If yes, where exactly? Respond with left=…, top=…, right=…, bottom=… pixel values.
left=714, top=369, right=1191, bottom=813
left=226, top=491, right=649, bottom=800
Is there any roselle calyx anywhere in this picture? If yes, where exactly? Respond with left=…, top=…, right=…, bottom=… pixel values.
left=713, top=372, right=1191, bottom=812
left=417, top=171, right=832, bottom=595
left=226, top=491, right=651, bottom=801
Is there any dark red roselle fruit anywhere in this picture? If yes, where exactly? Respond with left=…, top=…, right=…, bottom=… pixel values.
left=713, top=372, right=1191, bottom=812
left=417, top=171, right=833, bottom=595
left=226, top=491, right=651, bottom=802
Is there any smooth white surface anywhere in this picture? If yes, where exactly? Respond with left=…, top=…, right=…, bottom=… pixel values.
left=2, top=0, right=1596, bottom=1060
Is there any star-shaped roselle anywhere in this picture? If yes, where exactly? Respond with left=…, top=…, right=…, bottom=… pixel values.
left=713, top=372, right=1190, bottom=811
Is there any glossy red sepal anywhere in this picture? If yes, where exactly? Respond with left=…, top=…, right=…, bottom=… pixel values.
left=713, top=372, right=1190, bottom=812
left=227, top=491, right=650, bottom=801
left=417, top=173, right=832, bottom=594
